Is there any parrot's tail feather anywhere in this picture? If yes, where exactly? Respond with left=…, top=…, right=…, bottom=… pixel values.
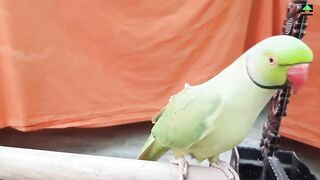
left=137, top=134, right=169, bottom=161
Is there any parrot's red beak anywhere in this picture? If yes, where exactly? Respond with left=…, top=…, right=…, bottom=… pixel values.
left=287, top=64, right=309, bottom=94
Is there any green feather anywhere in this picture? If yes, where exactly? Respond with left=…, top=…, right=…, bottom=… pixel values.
left=137, top=135, right=169, bottom=161
left=152, top=85, right=223, bottom=149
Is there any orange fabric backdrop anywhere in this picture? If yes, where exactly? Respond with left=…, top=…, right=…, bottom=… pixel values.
left=0, top=0, right=319, bottom=147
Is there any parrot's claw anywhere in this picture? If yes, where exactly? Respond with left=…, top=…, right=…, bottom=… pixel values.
left=170, top=158, right=189, bottom=180
left=210, top=159, right=236, bottom=180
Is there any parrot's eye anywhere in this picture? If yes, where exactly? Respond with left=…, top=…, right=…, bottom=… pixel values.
left=268, top=57, right=277, bottom=66
left=269, top=58, right=274, bottom=63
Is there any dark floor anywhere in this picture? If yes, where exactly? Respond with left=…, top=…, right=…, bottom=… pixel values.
left=0, top=111, right=319, bottom=178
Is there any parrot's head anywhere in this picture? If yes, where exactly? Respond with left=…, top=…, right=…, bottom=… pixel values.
left=246, top=35, right=313, bottom=93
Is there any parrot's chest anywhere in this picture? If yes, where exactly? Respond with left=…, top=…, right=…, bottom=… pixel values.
left=188, top=87, right=275, bottom=161
left=191, top=108, right=259, bottom=158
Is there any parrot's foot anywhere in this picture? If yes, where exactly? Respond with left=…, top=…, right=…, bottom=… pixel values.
left=170, top=158, right=189, bottom=180
left=210, top=159, right=236, bottom=180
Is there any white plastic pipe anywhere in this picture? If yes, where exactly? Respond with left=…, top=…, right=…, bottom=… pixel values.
left=0, top=146, right=239, bottom=180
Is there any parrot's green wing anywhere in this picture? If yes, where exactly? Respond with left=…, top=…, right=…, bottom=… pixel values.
left=151, top=85, right=223, bottom=149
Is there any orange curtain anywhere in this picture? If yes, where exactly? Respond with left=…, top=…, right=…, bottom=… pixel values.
left=0, top=0, right=319, bottom=147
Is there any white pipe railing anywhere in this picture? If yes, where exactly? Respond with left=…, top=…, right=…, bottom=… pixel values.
left=0, top=146, right=239, bottom=180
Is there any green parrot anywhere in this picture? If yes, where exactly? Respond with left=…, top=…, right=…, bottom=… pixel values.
left=137, top=35, right=313, bottom=179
